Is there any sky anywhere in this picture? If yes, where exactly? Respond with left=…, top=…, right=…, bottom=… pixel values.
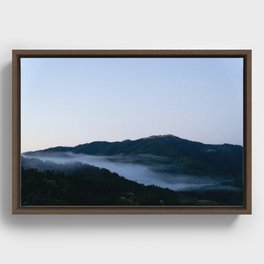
left=21, top=57, right=243, bottom=152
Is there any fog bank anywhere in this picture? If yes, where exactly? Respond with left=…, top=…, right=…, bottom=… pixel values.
left=22, top=152, right=239, bottom=191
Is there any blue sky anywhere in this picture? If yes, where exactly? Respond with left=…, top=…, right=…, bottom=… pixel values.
left=21, top=57, right=243, bottom=152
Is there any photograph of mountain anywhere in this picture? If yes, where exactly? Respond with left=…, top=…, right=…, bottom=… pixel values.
left=20, top=56, right=244, bottom=206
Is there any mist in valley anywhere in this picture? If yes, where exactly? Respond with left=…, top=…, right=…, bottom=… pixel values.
left=22, top=152, right=240, bottom=192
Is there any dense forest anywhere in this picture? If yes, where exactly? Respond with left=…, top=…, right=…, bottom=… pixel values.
left=21, top=162, right=243, bottom=206
left=22, top=135, right=243, bottom=206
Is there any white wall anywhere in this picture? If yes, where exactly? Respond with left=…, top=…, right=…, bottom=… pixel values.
left=0, top=1, right=262, bottom=263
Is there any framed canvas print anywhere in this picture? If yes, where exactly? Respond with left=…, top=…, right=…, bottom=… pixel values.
left=12, top=50, right=252, bottom=214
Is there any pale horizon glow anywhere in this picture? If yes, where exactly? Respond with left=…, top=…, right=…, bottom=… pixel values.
left=21, top=57, right=243, bottom=152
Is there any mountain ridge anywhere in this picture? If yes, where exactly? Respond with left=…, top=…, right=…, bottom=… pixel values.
left=25, top=134, right=242, bottom=154
left=24, top=135, right=243, bottom=180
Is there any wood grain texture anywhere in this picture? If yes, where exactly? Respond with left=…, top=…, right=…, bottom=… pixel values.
left=12, top=50, right=252, bottom=215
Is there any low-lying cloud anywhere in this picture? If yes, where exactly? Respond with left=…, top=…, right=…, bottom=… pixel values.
left=22, top=152, right=240, bottom=191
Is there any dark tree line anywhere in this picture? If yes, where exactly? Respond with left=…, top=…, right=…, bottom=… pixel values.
left=21, top=163, right=243, bottom=206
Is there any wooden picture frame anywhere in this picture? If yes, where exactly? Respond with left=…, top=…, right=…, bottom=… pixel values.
left=12, top=50, right=252, bottom=214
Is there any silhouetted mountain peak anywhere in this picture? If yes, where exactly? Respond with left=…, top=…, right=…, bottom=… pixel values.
left=24, top=134, right=243, bottom=179
left=146, top=134, right=176, bottom=139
